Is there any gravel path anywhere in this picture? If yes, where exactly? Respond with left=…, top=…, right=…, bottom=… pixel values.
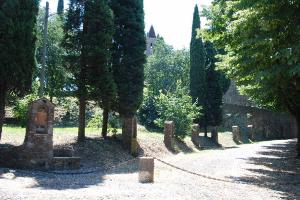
left=0, top=139, right=299, bottom=200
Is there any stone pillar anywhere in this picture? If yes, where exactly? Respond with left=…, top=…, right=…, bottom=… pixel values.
left=23, top=98, right=55, bottom=169
left=211, top=126, right=218, bottom=144
left=122, top=117, right=138, bottom=156
left=247, top=125, right=254, bottom=141
left=164, top=121, right=174, bottom=150
left=191, top=124, right=199, bottom=145
left=232, top=126, right=241, bottom=143
left=139, top=157, right=154, bottom=183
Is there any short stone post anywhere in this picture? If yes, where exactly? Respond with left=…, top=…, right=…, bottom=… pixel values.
left=122, top=117, right=138, bottom=156
left=211, top=126, right=218, bottom=144
left=232, top=126, right=241, bottom=143
left=139, top=157, right=154, bottom=183
left=164, top=121, right=174, bottom=150
left=191, top=124, right=199, bottom=145
left=247, top=125, right=254, bottom=141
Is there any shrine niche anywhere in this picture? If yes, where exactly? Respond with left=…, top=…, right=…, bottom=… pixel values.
left=23, top=98, right=55, bottom=169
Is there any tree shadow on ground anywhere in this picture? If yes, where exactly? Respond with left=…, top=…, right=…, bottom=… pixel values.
left=0, top=136, right=139, bottom=190
left=173, top=138, right=194, bottom=153
left=228, top=140, right=300, bottom=200
left=193, top=133, right=222, bottom=150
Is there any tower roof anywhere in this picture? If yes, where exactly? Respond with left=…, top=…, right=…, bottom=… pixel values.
left=148, top=25, right=156, bottom=38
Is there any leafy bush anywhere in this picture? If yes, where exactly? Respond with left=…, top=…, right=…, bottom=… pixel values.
left=13, top=82, right=39, bottom=126
left=137, top=88, right=160, bottom=129
left=87, top=111, right=103, bottom=128
left=108, top=112, right=121, bottom=135
left=154, top=85, right=201, bottom=139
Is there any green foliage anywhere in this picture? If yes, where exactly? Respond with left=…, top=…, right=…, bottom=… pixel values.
left=145, top=38, right=190, bottom=95
left=87, top=112, right=103, bottom=129
left=36, top=11, right=70, bottom=100
left=204, top=41, right=223, bottom=126
left=190, top=5, right=206, bottom=125
left=137, top=88, right=159, bottom=128
left=139, top=38, right=190, bottom=129
left=57, top=0, right=64, bottom=15
left=0, top=0, right=39, bottom=96
left=13, top=82, right=39, bottom=126
left=111, top=0, right=146, bottom=117
left=108, top=112, right=121, bottom=135
left=84, top=0, right=115, bottom=109
left=203, top=0, right=300, bottom=115
left=154, top=83, right=201, bottom=139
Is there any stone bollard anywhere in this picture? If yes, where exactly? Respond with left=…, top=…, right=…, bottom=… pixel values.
left=139, top=157, right=154, bottom=183
left=247, top=125, right=254, bottom=141
left=211, top=126, right=218, bottom=144
left=191, top=124, right=200, bottom=145
left=164, top=121, right=174, bottom=149
left=122, top=117, right=138, bottom=156
left=232, top=126, right=241, bottom=143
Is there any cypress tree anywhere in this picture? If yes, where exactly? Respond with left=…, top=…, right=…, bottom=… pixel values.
left=0, top=0, right=39, bottom=140
left=110, top=0, right=146, bottom=145
left=63, top=0, right=87, bottom=141
left=111, top=0, right=146, bottom=117
left=204, top=41, right=223, bottom=127
left=57, top=0, right=64, bottom=15
left=84, top=0, right=115, bottom=139
left=189, top=5, right=207, bottom=134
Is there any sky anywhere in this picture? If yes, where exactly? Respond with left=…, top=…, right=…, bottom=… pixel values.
left=40, top=0, right=212, bottom=49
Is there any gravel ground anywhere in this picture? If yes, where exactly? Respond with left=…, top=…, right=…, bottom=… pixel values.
left=1, top=139, right=299, bottom=200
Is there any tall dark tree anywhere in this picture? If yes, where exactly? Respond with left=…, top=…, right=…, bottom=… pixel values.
left=84, top=0, right=115, bottom=139
left=0, top=0, right=39, bottom=140
left=110, top=0, right=146, bottom=147
left=189, top=5, right=207, bottom=135
left=204, top=41, right=223, bottom=127
left=63, top=0, right=87, bottom=141
left=57, top=0, right=64, bottom=15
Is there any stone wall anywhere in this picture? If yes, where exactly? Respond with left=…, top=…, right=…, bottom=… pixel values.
left=222, top=104, right=297, bottom=139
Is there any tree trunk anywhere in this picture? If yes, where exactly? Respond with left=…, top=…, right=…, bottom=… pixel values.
left=0, top=86, right=6, bottom=141
left=78, top=94, right=86, bottom=141
left=296, top=113, right=300, bottom=157
left=102, top=107, right=109, bottom=139
left=204, top=125, right=208, bottom=137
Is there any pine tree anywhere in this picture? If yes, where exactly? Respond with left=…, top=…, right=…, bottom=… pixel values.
left=84, top=0, right=115, bottom=139
left=57, top=0, right=64, bottom=15
left=204, top=41, right=223, bottom=127
left=189, top=5, right=207, bottom=134
left=63, top=0, right=87, bottom=141
left=110, top=0, right=146, bottom=148
left=0, top=0, right=39, bottom=140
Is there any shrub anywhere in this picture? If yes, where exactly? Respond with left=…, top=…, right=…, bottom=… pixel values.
left=137, top=88, right=160, bottom=129
left=154, top=85, right=201, bottom=139
left=87, top=111, right=103, bottom=128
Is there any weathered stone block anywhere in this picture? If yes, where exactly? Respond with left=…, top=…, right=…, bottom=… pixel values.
left=139, top=157, right=154, bottom=183
left=164, top=121, right=174, bottom=149
left=191, top=124, right=199, bottom=146
left=211, top=126, right=218, bottom=144
left=232, top=126, right=241, bottom=143
left=122, top=117, right=138, bottom=156
left=247, top=125, right=254, bottom=141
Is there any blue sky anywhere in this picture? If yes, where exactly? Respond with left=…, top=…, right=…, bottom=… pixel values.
left=40, top=0, right=212, bottom=49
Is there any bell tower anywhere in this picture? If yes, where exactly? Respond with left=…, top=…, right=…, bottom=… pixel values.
left=146, top=25, right=157, bottom=56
